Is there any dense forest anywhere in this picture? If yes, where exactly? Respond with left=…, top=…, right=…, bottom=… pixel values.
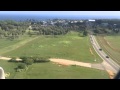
left=0, top=19, right=120, bottom=40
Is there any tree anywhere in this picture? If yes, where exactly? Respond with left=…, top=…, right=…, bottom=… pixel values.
left=83, top=30, right=88, bottom=36
left=24, top=58, right=34, bottom=65
left=33, top=57, right=50, bottom=63
left=9, top=57, right=17, bottom=62
left=17, top=63, right=27, bottom=69
left=0, top=28, right=4, bottom=38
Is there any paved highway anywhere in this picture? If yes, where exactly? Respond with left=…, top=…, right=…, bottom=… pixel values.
left=90, top=35, right=120, bottom=73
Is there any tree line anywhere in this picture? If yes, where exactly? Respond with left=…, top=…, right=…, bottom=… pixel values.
left=0, top=19, right=87, bottom=40
left=93, top=19, right=120, bottom=34
left=1, top=19, right=119, bottom=40
left=0, top=20, right=28, bottom=40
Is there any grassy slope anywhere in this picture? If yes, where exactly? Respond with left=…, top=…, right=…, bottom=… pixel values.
left=0, top=39, right=20, bottom=49
left=0, top=60, right=19, bottom=79
left=2, top=31, right=102, bottom=63
left=0, top=35, right=39, bottom=55
left=96, top=35, right=120, bottom=65
left=0, top=60, right=109, bottom=79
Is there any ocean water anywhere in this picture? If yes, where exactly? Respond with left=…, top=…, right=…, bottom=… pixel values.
left=0, top=14, right=119, bottom=21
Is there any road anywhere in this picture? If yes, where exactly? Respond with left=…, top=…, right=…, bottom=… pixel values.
left=90, top=35, right=120, bottom=73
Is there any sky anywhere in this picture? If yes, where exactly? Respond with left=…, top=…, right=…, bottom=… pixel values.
left=0, top=11, right=120, bottom=18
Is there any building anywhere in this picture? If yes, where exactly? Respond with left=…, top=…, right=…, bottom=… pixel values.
left=80, top=20, right=83, bottom=23
left=88, top=19, right=96, bottom=22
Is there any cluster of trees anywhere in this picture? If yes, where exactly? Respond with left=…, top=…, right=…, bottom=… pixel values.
left=29, top=21, right=86, bottom=36
left=1, top=18, right=120, bottom=40
left=93, top=25, right=120, bottom=34
left=0, top=20, right=29, bottom=40
left=30, top=26, right=69, bottom=36
left=93, top=19, right=120, bottom=34
left=20, top=56, right=50, bottom=64
left=9, top=56, right=50, bottom=72
left=0, top=19, right=87, bottom=40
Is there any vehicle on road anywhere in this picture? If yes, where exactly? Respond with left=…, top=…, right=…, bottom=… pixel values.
left=99, top=48, right=102, bottom=51
left=106, top=56, right=109, bottom=58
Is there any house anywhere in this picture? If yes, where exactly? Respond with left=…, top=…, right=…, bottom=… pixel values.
left=28, top=26, right=32, bottom=30
left=80, top=20, right=83, bottom=23
left=88, top=19, right=96, bottom=22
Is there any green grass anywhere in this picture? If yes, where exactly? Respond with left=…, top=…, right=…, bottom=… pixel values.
left=105, top=36, right=120, bottom=51
left=0, top=60, right=109, bottom=79
left=96, top=35, right=120, bottom=65
left=0, top=35, right=39, bottom=55
left=0, top=60, right=19, bottom=79
left=2, top=31, right=102, bottom=63
left=0, top=39, right=20, bottom=49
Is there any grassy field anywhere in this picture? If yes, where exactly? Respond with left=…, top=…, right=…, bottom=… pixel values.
left=96, top=35, right=120, bottom=65
left=1, top=31, right=102, bottom=63
left=0, top=35, right=39, bottom=55
left=0, top=60, right=19, bottom=79
left=0, top=60, right=109, bottom=79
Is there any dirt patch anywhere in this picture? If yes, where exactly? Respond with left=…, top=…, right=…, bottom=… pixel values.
left=102, top=61, right=117, bottom=74
left=106, top=70, right=116, bottom=79
left=50, top=58, right=91, bottom=68
left=1, top=55, right=117, bottom=75
left=0, top=56, right=22, bottom=61
left=55, top=62, right=70, bottom=66
left=91, top=64, right=105, bottom=70
left=0, top=57, right=11, bottom=60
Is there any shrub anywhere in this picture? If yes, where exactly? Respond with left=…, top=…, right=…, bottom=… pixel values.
left=20, top=56, right=33, bottom=65
left=17, top=63, right=27, bottom=69
left=19, top=56, right=50, bottom=64
left=71, top=64, right=76, bottom=66
left=20, top=56, right=28, bottom=62
left=24, top=59, right=34, bottom=65
left=9, top=57, right=17, bottom=62
left=34, top=57, right=50, bottom=63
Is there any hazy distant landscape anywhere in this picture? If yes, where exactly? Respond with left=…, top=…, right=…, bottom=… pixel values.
left=0, top=14, right=120, bottom=21
left=0, top=11, right=120, bottom=79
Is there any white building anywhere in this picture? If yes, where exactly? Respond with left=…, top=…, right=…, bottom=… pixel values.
left=88, top=19, right=95, bottom=22
left=80, top=20, right=83, bottom=23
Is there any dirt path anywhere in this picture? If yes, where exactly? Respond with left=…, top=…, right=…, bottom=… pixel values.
left=0, top=56, right=21, bottom=61
left=50, top=58, right=116, bottom=78
left=0, top=56, right=104, bottom=70
left=50, top=58, right=107, bottom=71
left=0, top=56, right=116, bottom=78
left=50, top=58, right=91, bottom=67
left=0, top=56, right=114, bottom=71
